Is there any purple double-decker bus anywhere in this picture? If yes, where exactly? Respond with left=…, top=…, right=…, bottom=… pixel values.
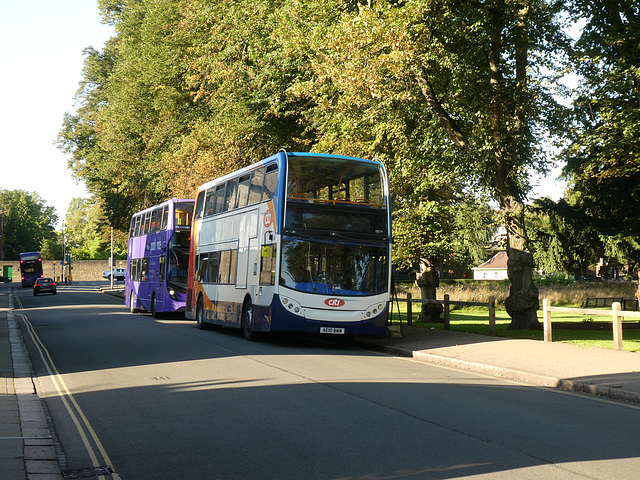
left=125, top=199, right=195, bottom=317
left=20, top=251, right=44, bottom=287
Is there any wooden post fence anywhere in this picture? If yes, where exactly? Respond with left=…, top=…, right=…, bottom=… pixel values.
left=444, top=294, right=450, bottom=330
left=542, top=300, right=640, bottom=351
left=401, top=295, right=497, bottom=335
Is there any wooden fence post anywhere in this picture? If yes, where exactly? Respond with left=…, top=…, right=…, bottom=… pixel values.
left=488, top=296, right=496, bottom=336
left=444, top=294, right=450, bottom=330
left=543, top=299, right=552, bottom=342
left=406, top=293, right=412, bottom=326
left=612, top=302, right=623, bottom=351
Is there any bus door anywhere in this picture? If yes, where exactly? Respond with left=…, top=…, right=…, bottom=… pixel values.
left=155, top=253, right=166, bottom=309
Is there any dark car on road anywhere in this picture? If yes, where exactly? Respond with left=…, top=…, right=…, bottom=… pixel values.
left=33, top=277, right=57, bottom=296
left=0, top=275, right=11, bottom=283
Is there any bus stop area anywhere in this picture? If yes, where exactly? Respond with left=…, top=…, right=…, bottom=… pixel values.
left=3, top=287, right=640, bottom=478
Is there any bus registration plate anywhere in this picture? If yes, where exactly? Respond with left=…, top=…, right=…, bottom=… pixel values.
left=320, top=327, right=345, bottom=334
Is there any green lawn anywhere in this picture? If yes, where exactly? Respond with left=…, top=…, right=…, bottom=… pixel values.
left=389, top=304, right=640, bottom=352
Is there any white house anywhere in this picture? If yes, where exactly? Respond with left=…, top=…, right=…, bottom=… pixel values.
left=473, top=251, right=508, bottom=280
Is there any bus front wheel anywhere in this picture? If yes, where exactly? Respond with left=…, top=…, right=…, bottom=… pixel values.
left=151, top=294, right=160, bottom=318
left=241, top=300, right=255, bottom=341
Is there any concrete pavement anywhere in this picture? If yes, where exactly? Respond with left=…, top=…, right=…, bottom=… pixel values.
left=358, top=324, right=640, bottom=403
left=2, top=284, right=640, bottom=479
left=1, top=288, right=63, bottom=480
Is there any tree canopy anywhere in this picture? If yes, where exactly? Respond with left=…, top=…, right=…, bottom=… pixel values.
left=56, top=0, right=640, bottom=321
left=562, top=1, right=639, bottom=237
left=0, top=190, right=58, bottom=260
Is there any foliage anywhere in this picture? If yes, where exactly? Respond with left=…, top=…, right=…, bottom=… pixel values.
left=0, top=190, right=58, bottom=260
left=451, top=197, right=498, bottom=268
left=562, top=1, right=640, bottom=238
left=56, top=0, right=621, bottom=328
left=63, top=198, right=127, bottom=260
left=528, top=196, right=603, bottom=275
left=40, top=236, right=62, bottom=260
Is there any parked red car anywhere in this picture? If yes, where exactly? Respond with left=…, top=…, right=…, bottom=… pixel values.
left=33, top=277, right=57, bottom=296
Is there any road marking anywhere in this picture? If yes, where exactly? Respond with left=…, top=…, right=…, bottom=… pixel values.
left=18, top=313, right=121, bottom=480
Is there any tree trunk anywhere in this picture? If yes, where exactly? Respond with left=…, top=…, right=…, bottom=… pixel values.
left=502, top=198, right=540, bottom=330
left=488, top=3, right=540, bottom=330
left=415, top=260, right=443, bottom=322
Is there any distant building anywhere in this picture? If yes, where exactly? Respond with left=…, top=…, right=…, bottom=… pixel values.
left=473, top=251, right=508, bottom=280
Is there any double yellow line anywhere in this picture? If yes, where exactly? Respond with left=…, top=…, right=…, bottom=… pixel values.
left=18, top=312, right=121, bottom=480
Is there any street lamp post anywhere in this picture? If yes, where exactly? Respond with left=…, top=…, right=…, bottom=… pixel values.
left=110, top=226, right=114, bottom=290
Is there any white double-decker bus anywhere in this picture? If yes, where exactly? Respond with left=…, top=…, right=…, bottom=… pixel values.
left=186, top=151, right=391, bottom=340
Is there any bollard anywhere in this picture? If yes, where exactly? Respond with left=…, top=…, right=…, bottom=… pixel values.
left=406, top=293, right=412, bottom=326
left=612, top=302, right=623, bottom=351
left=543, top=299, right=552, bottom=342
left=444, top=294, right=450, bottom=330
left=489, top=296, right=496, bottom=336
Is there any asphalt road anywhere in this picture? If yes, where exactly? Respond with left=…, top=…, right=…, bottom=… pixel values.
left=13, top=282, right=640, bottom=480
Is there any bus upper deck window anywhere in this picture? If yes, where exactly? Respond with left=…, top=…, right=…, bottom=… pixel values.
left=224, top=178, right=238, bottom=212
left=263, top=164, right=278, bottom=201
left=195, top=191, right=205, bottom=219
left=204, top=189, right=216, bottom=217
left=213, top=184, right=226, bottom=214
left=248, top=168, right=264, bottom=205
left=237, top=174, right=251, bottom=208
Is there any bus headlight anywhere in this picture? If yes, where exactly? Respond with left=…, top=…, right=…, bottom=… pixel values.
left=168, top=288, right=177, bottom=300
left=280, top=296, right=304, bottom=317
left=364, top=303, right=386, bottom=319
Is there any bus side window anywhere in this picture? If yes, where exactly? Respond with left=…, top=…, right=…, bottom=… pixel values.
left=141, top=258, right=149, bottom=282
left=248, top=168, right=264, bottom=205
left=260, top=244, right=276, bottom=285
left=150, top=208, right=159, bottom=233
left=160, top=206, right=168, bottom=230
left=208, top=252, right=220, bottom=284
left=143, top=211, right=152, bottom=235
left=224, top=178, right=238, bottom=212
left=197, top=254, right=207, bottom=283
left=204, top=189, right=216, bottom=217
left=229, top=249, right=238, bottom=285
left=263, top=164, right=278, bottom=201
left=237, top=174, right=251, bottom=208
left=159, top=256, right=165, bottom=282
left=195, top=190, right=206, bottom=220
left=213, top=183, right=226, bottom=214
left=133, top=215, right=142, bottom=237
left=130, top=258, right=138, bottom=281
left=219, top=250, right=231, bottom=284
left=129, top=217, right=136, bottom=238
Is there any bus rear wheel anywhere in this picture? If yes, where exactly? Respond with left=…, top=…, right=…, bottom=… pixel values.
left=130, top=291, right=139, bottom=313
left=241, top=300, right=255, bottom=341
left=196, top=296, right=208, bottom=330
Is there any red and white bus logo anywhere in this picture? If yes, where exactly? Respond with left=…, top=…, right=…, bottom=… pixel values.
left=325, top=298, right=345, bottom=307
left=263, top=211, right=272, bottom=227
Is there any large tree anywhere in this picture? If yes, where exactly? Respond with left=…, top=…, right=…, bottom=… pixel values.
left=63, top=198, right=127, bottom=260
left=0, top=190, right=58, bottom=260
left=563, top=1, right=640, bottom=295
left=563, top=1, right=639, bottom=235
left=528, top=197, right=603, bottom=276
left=280, top=0, right=568, bottom=328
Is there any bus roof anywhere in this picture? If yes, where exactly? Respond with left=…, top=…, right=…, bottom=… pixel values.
left=195, top=151, right=383, bottom=193
left=133, top=198, right=194, bottom=216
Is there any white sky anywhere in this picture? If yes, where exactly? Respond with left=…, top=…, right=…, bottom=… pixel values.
left=0, top=1, right=113, bottom=227
left=0, top=1, right=565, bottom=230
